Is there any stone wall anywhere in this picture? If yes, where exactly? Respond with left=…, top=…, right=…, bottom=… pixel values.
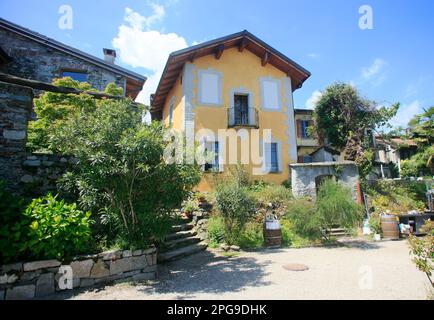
left=0, top=28, right=126, bottom=93
left=290, top=161, right=360, bottom=199
left=0, top=247, right=157, bottom=300
left=19, top=153, right=75, bottom=197
left=0, top=81, right=73, bottom=196
left=0, top=81, right=33, bottom=193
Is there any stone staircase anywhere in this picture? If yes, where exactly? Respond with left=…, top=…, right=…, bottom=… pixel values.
left=158, top=217, right=207, bottom=263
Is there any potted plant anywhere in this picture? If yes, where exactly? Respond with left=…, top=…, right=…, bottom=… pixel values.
left=369, top=212, right=382, bottom=241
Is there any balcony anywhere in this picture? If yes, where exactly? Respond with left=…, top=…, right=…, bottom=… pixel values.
left=227, top=107, right=259, bottom=128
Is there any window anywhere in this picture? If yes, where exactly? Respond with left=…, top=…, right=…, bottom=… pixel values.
left=204, top=141, right=220, bottom=172
left=270, top=143, right=279, bottom=172
left=301, top=120, right=310, bottom=138
left=169, top=102, right=174, bottom=125
left=297, top=120, right=312, bottom=139
left=264, top=142, right=280, bottom=173
left=260, top=78, right=280, bottom=110
left=303, top=155, right=312, bottom=163
left=61, top=70, right=88, bottom=82
left=233, top=94, right=249, bottom=125
left=198, top=70, right=221, bottom=105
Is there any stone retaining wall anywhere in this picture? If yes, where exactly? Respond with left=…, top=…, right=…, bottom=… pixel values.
left=0, top=247, right=157, bottom=300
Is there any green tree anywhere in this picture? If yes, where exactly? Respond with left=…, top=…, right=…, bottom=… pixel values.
left=27, top=77, right=124, bottom=153
left=53, top=99, right=201, bottom=248
left=401, top=107, right=434, bottom=177
left=312, top=83, right=398, bottom=180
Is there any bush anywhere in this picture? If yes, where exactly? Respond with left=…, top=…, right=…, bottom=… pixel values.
left=408, top=220, right=434, bottom=287
left=316, top=179, right=362, bottom=234
left=0, top=181, right=29, bottom=264
left=285, top=198, right=321, bottom=239
left=55, top=100, right=201, bottom=248
left=23, top=194, right=94, bottom=260
left=287, top=179, right=362, bottom=240
left=207, top=215, right=226, bottom=247
left=368, top=212, right=382, bottom=235
left=252, top=184, right=292, bottom=208
left=215, top=182, right=256, bottom=245
left=208, top=215, right=263, bottom=249
left=368, top=180, right=426, bottom=214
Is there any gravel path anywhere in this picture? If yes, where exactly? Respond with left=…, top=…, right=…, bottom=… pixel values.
left=51, top=239, right=431, bottom=300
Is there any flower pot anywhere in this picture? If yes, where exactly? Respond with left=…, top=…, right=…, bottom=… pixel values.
left=373, top=233, right=381, bottom=241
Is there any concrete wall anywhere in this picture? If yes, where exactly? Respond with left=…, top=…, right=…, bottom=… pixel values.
left=290, top=161, right=359, bottom=199
left=0, top=28, right=126, bottom=93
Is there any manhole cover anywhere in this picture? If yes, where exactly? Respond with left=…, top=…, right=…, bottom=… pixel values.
left=282, top=263, right=309, bottom=271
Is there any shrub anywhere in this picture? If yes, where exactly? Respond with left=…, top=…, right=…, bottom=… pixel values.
left=54, top=100, right=201, bottom=248
left=207, top=215, right=226, bottom=247
left=252, top=184, right=292, bottom=208
left=183, top=197, right=199, bottom=214
left=0, top=180, right=29, bottom=264
left=23, top=194, right=94, bottom=260
left=215, top=182, right=256, bottom=245
left=368, top=180, right=426, bottom=214
left=316, top=179, right=362, bottom=235
left=408, top=220, right=434, bottom=287
left=368, top=212, right=382, bottom=235
left=236, top=221, right=264, bottom=248
left=286, top=198, right=321, bottom=239
left=287, top=179, right=362, bottom=240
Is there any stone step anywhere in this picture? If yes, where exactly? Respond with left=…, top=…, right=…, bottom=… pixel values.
left=165, top=229, right=197, bottom=241
left=158, top=242, right=207, bottom=263
left=161, top=236, right=201, bottom=252
left=171, top=223, right=194, bottom=232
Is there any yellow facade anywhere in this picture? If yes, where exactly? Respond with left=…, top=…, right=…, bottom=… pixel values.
left=161, top=47, right=299, bottom=191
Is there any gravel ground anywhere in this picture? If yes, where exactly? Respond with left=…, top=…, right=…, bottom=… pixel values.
left=50, top=239, right=431, bottom=300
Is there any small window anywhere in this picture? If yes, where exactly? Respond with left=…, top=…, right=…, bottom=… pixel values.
left=301, top=120, right=310, bottom=138
left=303, top=155, right=312, bottom=163
left=204, top=141, right=220, bottom=172
left=270, top=143, right=279, bottom=172
left=261, top=79, right=280, bottom=110
left=265, top=142, right=280, bottom=173
left=198, top=70, right=221, bottom=105
left=169, top=102, right=174, bottom=125
left=61, top=70, right=88, bottom=82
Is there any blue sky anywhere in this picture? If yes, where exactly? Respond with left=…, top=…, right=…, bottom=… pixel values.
left=1, top=0, right=433, bottom=128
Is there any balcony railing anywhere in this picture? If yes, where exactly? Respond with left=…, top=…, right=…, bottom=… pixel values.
left=227, top=107, right=259, bottom=128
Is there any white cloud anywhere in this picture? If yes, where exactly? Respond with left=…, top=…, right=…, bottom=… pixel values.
left=390, top=100, right=423, bottom=128
left=112, top=5, right=188, bottom=105
left=307, top=53, right=320, bottom=59
left=359, top=58, right=387, bottom=86
left=305, top=90, right=322, bottom=109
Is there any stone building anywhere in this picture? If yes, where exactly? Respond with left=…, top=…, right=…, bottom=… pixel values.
left=0, top=17, right=146, bottom=99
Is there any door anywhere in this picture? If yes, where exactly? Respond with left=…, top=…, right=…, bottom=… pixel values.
left=234, top=94, right=249, bottom=125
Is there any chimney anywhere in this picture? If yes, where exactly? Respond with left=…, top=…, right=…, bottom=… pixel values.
left=103, top=48, right=116, bottom=64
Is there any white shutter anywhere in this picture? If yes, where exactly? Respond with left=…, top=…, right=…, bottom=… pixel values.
left=264, top=142, right=272, bottom=173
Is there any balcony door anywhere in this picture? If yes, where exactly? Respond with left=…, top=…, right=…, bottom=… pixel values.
left=234, top=94, right=249, bottom=126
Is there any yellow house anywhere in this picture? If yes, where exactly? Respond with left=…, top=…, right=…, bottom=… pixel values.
left=151, top=31, right=311, bottom=191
